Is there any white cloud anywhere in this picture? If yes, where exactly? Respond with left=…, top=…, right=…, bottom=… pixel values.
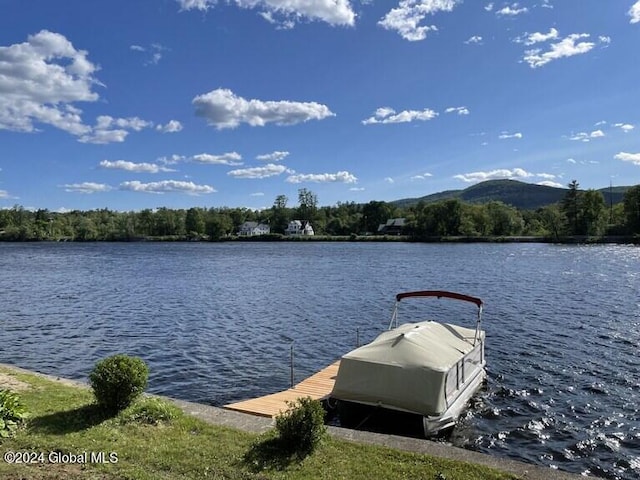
left=99, top=160, right=174, bottom=173
left=350, top=187, right=365, bottom=191
left=192, top=152, right=243, bottom=165
left=484, top=3, right=494, bottom=11
left=496, top=4, right=525, bottom=16
left=0, top=30, right=152, bottom=144
left=536, top=173, right=556, bottom=180
left=193, top=88, right=335, bottom=129
left=129, top=43, right=167, bottom=65
left=378, top=0, right=460, bottom=42
left=614, top=152, right=640, bottom=165
left=371, top=107, right=395, bottom=118
left=97, top=115, right=150, bottom=131
left=245, top=0, right=355, bottom=27
left=157, top=154, right=186, bottom=165
left=156, top=152, right=243, bottom=165
left=0, top=190, right=11, bottom=199
left=496, top=3, right=528, bottom=16
left=0, top=30, right=99, bottom=135
left=568, top=158, right=598, bottom=166
left=256, top=151, right=290, bottom=162
left=614, top=123, right=634, bottom=133
left=464, top=35, right=483, bottom=44
left=453, top=168, right=534, bottom=183
left=250, top=192, right=265, bottom=196
left=569, top=130, right=605, bottom=142
left=176, top=0, right=356, bottom=26
left=61, top=182, right=112, bottom=194
left=119, top=180, right=216, bottom=195
left=523, top=33, right=606, bottom=68
left=385, top=177, right=395, bottom=183
left=176, top=0, right=213, bottom=10
left=286, top=171, right=358, bottom=183
left=518, top=28, right=558, bottom=45
left=227, top=163, right=289, bottom=179
left=411, top=173, right=433, bottom=181
left=156, top=120, right=183, bottom=133
left=362, top=106, right=438, bottom=124
left=79, top=129, right=129, bottom=144
left=79, top=115, right=153, bottom=144
left=630, top=1, right=640, bottom=23
left=537, top=180, right=563, bottom=188
left=498, top=131, right=522, bottom=139
left=259, top=11, right=296, bottom=29
left=445, top=106, right=469, bottom=115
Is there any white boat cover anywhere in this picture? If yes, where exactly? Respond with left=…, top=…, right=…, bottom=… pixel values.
left=331, top=321, right=484, bottom=416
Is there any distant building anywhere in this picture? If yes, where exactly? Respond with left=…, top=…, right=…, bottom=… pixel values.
left=285, top=220, right=314, bottom=236
left=238, top=221, right=270, bottom=236
left=377, top=218, right=406, bottom=235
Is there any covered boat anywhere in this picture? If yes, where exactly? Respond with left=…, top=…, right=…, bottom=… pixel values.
left=330, top=290, right=485, bottom=436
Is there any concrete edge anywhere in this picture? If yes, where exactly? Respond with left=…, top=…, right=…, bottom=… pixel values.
left=326, top=425, right=583, bottom=480
left=0, top=363, right=585, bottom=479
left=0, top=363, right=89, bottom=390
left=171, top=397, right=584, bottom=480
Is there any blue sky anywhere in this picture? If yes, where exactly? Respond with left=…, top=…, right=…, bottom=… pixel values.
left=1, top=0, right=639, bottom=212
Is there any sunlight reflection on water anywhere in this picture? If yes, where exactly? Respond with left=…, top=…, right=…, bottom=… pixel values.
left=0, top=242, right=638, bottom=479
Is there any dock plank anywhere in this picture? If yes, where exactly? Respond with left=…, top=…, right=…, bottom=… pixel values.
left=224, top=360, right=340, bottom=418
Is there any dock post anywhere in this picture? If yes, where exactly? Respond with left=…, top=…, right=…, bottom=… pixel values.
left=290, top=343, right=294, bottom=387
left=356, top=327, right=360, bottom=347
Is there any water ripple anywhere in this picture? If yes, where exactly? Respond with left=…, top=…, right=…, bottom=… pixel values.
left=0, top=242, right=639, bottom=479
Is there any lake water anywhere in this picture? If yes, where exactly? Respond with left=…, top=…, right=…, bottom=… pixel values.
left=0, top=242, right=638, bottom=479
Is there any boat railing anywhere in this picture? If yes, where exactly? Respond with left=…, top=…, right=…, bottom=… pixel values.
left=388, top=290, right=484, bottom=345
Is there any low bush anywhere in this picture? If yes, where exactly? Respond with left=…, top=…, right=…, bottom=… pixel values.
left=274, top=397, right=326, bottom=456
left=0, top=389, right=27, bottom=438
left=89, top=354, right=149, bottom=413
left=120, top=397, right=182, bottom=425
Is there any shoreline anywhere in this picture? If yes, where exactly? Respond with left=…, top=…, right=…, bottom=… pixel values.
left=0, top=234, right=638, bottom=244
left=0, top=362, right=584, bottom=480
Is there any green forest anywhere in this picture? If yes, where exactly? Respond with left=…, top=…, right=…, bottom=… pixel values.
left=1, top=182, right=640, bottom=242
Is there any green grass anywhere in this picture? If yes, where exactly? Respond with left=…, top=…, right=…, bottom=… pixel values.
left=0, top=367, right=519, bottom=480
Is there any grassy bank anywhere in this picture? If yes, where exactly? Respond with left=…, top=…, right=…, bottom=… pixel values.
left=0, top=366, right=518, bottom=480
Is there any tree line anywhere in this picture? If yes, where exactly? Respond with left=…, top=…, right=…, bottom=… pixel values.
left=1, top=184, right=639, bottom=242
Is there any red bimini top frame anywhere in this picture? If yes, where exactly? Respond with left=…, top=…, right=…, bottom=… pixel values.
left=395, top=290, right=483, bottom=308
left=390, top=290, right=484, bottom=345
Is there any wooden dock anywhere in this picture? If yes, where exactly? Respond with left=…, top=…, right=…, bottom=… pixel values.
left=223, top=360, right=340, bottom=418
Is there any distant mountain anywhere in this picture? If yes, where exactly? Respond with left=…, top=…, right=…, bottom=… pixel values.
left=391, top=179, right=631, bottom=211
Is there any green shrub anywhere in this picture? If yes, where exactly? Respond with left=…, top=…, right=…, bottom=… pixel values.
left=0, top=389, right=27, bottom=438
left=120, top=397, right=182, bottom=425
left=89, top=354, right=149, bottom=413
left=274, top=397, right=326, bottom=455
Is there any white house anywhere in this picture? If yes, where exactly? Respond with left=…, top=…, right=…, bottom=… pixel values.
left=285, top=220, right=314, bottom=236
left=238, top=221, right=270, bottom=236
